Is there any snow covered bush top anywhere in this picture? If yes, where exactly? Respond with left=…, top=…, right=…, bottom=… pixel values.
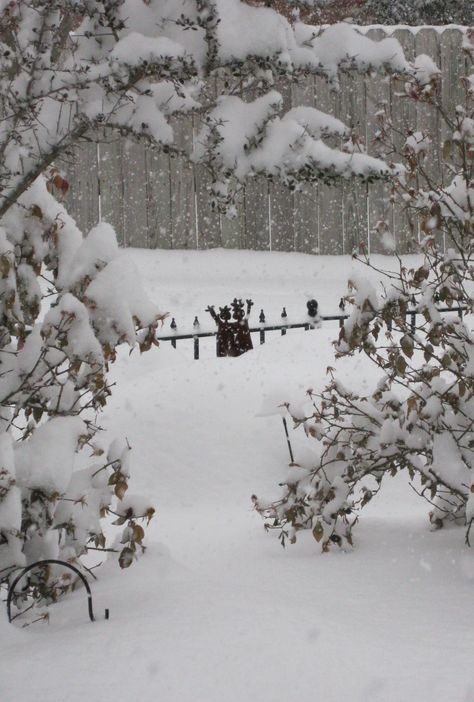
left=0, top=1, right=439, bottom=217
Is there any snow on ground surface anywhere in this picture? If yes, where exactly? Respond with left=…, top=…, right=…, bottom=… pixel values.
left=2, top=249, right=474, bottom=702
left=130, top=248, right=421, bottom=335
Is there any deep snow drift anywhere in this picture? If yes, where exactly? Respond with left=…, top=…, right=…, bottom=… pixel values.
left=2, top=250, right=474, bottom=702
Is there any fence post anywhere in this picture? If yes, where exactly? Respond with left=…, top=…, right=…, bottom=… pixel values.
left=259, top=309, right=266, bottom=345
left=338, top=298, right=345, bottom=329
left=193, top=317, right=200, bottom=360
left=170, top=318, right=177, bottom=349
left=281, top=307, right=287, bottom=336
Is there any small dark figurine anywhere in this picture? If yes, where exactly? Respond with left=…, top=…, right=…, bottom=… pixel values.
left=307, top=299, right=319, bottom=318
left=306, top=298, right=321, bottom=329
left=231, top=298, right=253, bottom=355
left=206, top=304, right=237, bottom=357
left=206, top=299, right=254, bottom=357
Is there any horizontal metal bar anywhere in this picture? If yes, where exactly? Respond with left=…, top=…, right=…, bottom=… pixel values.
left=156, top=306, right=468, bottom=344
left=158, top=331, right=217, bottom=341
left=157, top=320, right=329, bottom=341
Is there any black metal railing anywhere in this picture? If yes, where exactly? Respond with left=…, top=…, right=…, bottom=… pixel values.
left=156, top=299, right=467, bottom=360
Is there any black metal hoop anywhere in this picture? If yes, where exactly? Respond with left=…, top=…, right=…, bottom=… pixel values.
left=6, top=559, right=109, bottom=624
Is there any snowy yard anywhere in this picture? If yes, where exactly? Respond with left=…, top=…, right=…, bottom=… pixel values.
left=1, top=2, right=473, bottom=701
left=2, top=249, right=474, bottom=702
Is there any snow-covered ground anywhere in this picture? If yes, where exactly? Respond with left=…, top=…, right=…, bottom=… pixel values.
left=2, top=249, right=474, bottom=702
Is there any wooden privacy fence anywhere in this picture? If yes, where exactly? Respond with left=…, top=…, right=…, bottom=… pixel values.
left=62, top=27, right=469, bottom=255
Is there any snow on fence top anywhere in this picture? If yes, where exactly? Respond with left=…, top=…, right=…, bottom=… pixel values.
left=61, top=25, right=469, bottom=257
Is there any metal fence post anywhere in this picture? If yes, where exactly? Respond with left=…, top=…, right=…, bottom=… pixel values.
left=170, top=318, right=177, bottom=349
left=193, top=317, right=200, bottom=360
left=259, top=310, right=266, bottom=345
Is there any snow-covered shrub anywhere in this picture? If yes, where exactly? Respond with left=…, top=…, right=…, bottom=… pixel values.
left=0, top=174, right=161, bottom=606
left=254, top=31, right=474, bottom=551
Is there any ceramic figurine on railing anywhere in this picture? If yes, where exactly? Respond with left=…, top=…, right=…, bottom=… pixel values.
left=306, top=299, right=322, bottom=329
left=231, top=298, right=254, bottom=355
left=206, top=304, right=237, bottom=357
left=206, top=299, right=254, bottom=357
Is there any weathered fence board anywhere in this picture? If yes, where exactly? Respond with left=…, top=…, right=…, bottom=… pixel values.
left=98, top=134, right=124, bottom=244
left=316, top=75, right=344, bottom=255
left=146, top=148, right=172, bottom=249
left=270, top=183, right=294, bottom=251
left=269, top=80, right=295, bottom=251
left=221, top=189, right=246, bottom=249
left=212, top=77, right=245, bottom=249
left=122, top=141, right=148, bottom=248
left=294, top=182, right=318, bottom=253
left=169, top=118, right=196, bottom=249
left=193, top=79, right=222, bottom=250
left=439, top=28, right=466, bottom=252
left=195, top=162, right=222, bottom=249
left=61, top=27, right=468, bottom=255
left=245, top=178, right=271, bottom=251
left=292, top=75, right=319, bottom=253
left=340, top=69, right=368, bottom=254
left=416, top=28, right=443, bottom=248
left=65, top=138, right=100, bottom=235
left=365, top=28, right=393, bottom=255
left=391, top=28, right=417, bottom=253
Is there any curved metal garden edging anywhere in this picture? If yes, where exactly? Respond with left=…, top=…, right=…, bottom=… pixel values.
left=7, top=559, right=109, bottom=624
